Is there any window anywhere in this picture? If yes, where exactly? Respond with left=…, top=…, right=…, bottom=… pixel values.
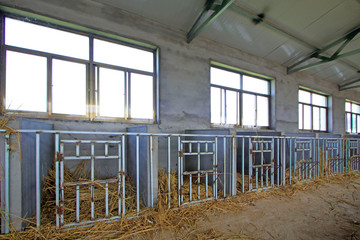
left=210, top=65, right=271, bottom=127
left=2, top=16, right=157, bottom=121
left=298, top=89, right=328, bottom=131
left=345, top=100, right=360, bottom=134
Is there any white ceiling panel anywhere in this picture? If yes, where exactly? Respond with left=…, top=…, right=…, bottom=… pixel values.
left=300, top=0, right=360, bottom=46
left=201, top=8, right=290, bottom=58
left=94, top=0, right=205, bottom=31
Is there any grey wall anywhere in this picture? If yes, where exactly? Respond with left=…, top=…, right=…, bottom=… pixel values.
left=0, top=0, right=359, bottom=136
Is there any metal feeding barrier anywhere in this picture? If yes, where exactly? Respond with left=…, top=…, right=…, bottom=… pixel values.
left=0, top=129, right=359, bottom=233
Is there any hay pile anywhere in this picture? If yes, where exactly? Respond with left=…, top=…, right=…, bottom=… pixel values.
left=39, top=160, right=145, bottom=226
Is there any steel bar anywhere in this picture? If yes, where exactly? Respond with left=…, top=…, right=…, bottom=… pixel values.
left=55, top=133, right=60, bottom=228
left=167, top=137, right=171, bottom=209
left=4, top=135, right=10, bottom=234
left=289, top=138, right=292, bottom=184
left=214, top=138, right=218, bottom=199
left=105, top=183, right=109, bottom=217
left=282, top=138, right=286, bottom=186
left=150, top=136, right=154, bottom=208
left=276, top=138, right=279, bottom=187
left=223, top=137, right=226, bottom=197
left=249, top=138, right=253, bottom=191
left=233, top=137, right=236, bottom=196
left=197, top=142, right=200, bottom=200
left=271, top=138, right=275, bottom=187
left=60, top=142, right=65, bottom=225
left=205, top=172, right=208, bottom=198
left=118, top=142, right=122, bottom=216
left=241, top=138, right=244, bottom=193
left=189, top=174, right=192, bottom=202
left=36, top=133, right=41, bottom=228
left=177, top=137, right=181, bottom=207
left=136, top=135, right=140, bottom=214
left=121, top=134, right=126, bottom=217
left=90, top=142, right=95, bottom=220
left=76, top=185, right=80, bottom=222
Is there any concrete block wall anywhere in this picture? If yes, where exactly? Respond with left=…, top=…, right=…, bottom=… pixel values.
left=0, top=0, right=358, bottom=136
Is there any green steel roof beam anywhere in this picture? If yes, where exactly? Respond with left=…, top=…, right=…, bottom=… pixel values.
left=339, top=78, right=360, bottom=91
left=287, top=27, right=360, bottom=74
left=187, top=0, right=236, bottom=43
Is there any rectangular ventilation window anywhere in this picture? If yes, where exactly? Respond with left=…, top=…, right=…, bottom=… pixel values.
left=2, top=15, right=157, bottom=122
left=298, top=89, right=328, bottom=131
left=210, top=65, right=271, bottom=127
left=345, top=100, right=360, bottom=134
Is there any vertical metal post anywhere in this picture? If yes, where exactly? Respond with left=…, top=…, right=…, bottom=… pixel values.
left=294, top=138, right=297, bottom=180
left=4, top=135, right=10, bottom=234
left=121, top=134, right=126, bottom=217
left=167, top=136, right=171, bottom=209
left=189, top=174, right=192, bottom=202
left=55, top=133, right=60, bottom=228
left=271, top=138, right=274, bottom=187
left=197, top=142, right=200, bottom=200
left=223, top=137, right=226, bottom=197
left=60, top=142, right=65, bottom=225
left=276, top=138, right=279, bottom=187
left=241, top=137, right=244, bottom=193
left=214, top=137, right=218, bottom=199
left=149, top=136, right=154, bottom=208
left=105, top=183, right=109, bottom=218
left=177, top=136, right=181, bottom=207
left=36, top=133, right=41, bottom=228
left=282, top=138, right=286, bottom=186
left=136, top=135, right=140, bottom=214
left=289, top=138, right=292, bottom=184
left=90, top=142, right=95, bottom=220
left=260, top=140, right=264, bottom=188
left=76, top=185, right=80, bottom=222
left=118, top=141, right=122, bottom=216
left=232, top=136, right=236, bottom=196
left=249, top=138, right=253, bottom=191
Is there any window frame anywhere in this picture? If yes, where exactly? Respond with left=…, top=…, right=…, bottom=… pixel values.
left=298, top=88, right=328, bottom=132
left=210, top=64, right=272, bottom=128
left=345, top=100, right=360, bottom=134
left=0, top=12, right=159, bottom=123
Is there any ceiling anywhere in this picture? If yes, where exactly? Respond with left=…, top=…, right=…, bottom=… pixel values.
left=94, top=0, right=360, bottom=90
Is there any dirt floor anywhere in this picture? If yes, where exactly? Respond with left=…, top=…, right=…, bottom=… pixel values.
left=157, top=175, right=360, bottom=240
left=1, top=173, right=359, bottom=240
left=196, top=177, right=360, bottom=240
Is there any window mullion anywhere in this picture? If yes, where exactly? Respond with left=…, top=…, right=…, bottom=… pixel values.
left=47, top=57, right=52, bottom=115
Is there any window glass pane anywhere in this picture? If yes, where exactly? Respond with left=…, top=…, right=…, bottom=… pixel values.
left=352, top=103, right=360, bottom=114
left=6, top=51, right=47, bottom=112
left=299, top=90, right=310, bottom=104
left=299, top=104, right=303, bottom=129
left=5, top=18, right=89, bottom=60
left=320, top=108, right=327, bottom=131
left=130, top=73, right=153, bottom=119
left=352, top=114, right=357, bottom=133
left=52, top=59, right=86, bottom=115
left=345, top=102, right=351, bottom=112
left=313, top=107, right=320, bottom=130
left=257, top=96, right=269, bottom=126
left=98, top=68, right=125, bottom=118
left=346, top=113, right=351, bottom=133
left=211, top=87, right=221, bottom=124
left=225, top=90, right=238, bottom=124
left=94, top=39, right=153, bottom=72
left=242, top=93, right=256, bottom=126
left=243, top=76, right=269, bottom=94
left=210, top=67, right=240, bottom=89
left=303, top=105, right=311, bottom=130
left=312, top=93, right=327, bottom=107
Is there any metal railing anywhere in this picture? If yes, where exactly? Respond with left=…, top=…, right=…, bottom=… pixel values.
left=0, top=129, right=359, bottom=233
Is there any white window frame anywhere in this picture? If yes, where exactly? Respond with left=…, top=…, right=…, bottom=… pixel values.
left=0, top=13, right=158, bottom=123
left=345, top=100, right=360, bottom=134
left=298, top=88, right=328, bottom=132
left=210, top=64, right=271, bottom=128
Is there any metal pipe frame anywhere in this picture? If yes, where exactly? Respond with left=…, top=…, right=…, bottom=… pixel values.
left=1, top=129, right=360, bottom=231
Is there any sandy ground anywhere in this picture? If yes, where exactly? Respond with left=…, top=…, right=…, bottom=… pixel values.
left=195, top=177, right=360, bottom=240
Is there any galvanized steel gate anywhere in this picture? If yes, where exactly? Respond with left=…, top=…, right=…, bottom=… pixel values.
left=55, top=135, right=125, bottom=228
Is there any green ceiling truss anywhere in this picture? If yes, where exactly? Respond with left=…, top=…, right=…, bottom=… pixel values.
left=287, top=27, right=360, bottom=74
left=187, top=0, right=235, bottom=43
left=339, top=77, right=360, bottom=91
